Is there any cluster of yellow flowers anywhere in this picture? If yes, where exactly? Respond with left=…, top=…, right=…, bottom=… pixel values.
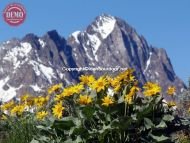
left=0, top=69, right=178, bottom=120
left=1, top=100, right=14, bottom=111
left=0, top=93, right=50, bottom=120
left=48, top=83, right=63, bottom=95
left=143, top=82, right=161, bottom=96
left=11, top=105, right=25, bottom=116
left=55, top=84, right=84, bottom=101
left=36, top=111, right=48, bottom=120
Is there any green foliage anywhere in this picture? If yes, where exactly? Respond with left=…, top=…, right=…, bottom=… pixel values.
left=31, top=94, right=189, bottom=143
left=0, top=71, right=190, bottom=143
left=2, top=115, right=37, bottom=143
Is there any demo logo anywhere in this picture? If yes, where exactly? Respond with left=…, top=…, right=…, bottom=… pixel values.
left=3, top=3, right=26, bottom=26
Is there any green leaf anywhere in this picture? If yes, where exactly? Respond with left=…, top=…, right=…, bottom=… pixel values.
left=53, top=119, right=75, bottom=130
left=155, top=95, right=163, bottom=104
left=137, top=104, right=153, bottom=121
left=118, top=95, right=124, bottom=103
left=36, top=136, right=51, bottom=142
left=98, top=124, right=112, bottom=134
left=64, top=136, right=83, bottom=143
left=36, top=125, right=52, bottom=131
left=163, top=114, right=174, bottom=122
left=81, top=106, right=95, bottom=119
left=89, top=90, right=97, bottom=98
left=30, top=139, right=39, bottom=143
left=110, top=118, right=119, bottom=127
left=144, top=118, right=154, bottom=129
left=156, top=120, right=167, bottom=129
left=131, top=114, right=137, bottom=121
left=150, top=134, right=169, bottom=142
left=117, top=117, right=133, bottom=130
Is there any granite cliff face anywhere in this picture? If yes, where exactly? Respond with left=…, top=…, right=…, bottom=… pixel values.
left=0, top=14, right=186, bottom=101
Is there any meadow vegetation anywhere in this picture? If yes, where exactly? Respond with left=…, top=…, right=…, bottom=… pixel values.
left=0, top=69, right=190, bottom=143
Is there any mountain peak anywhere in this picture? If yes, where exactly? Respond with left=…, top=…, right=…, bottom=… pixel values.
left=0, top=14, right=186, bottom=102
left=95, top=13, right=115, bottom=21
left=22, top=33, right=38, bottom=43
left=91, top=14, right=116, bottom=39
left=45, top=30, right=61, bottom=40
left=70, top=14, right=117, bottom=44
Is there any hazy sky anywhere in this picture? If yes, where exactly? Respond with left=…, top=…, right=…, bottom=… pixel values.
left=0, top=0, right=190, bottom=83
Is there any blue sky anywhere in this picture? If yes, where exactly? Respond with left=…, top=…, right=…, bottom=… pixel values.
left=0, top=0, right=190, bottom=83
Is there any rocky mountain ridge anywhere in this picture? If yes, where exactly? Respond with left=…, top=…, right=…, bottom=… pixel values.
left=0, top=14, right=186, bottom=102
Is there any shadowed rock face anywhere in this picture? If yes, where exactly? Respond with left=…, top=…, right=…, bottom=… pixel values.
left=0, top=14, right=186, bottom=102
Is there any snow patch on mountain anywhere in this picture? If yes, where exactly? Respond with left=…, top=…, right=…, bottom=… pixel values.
left=144, top=52, right=152, bottom=73
left=3, top=42, right=32, bottom=69
left=30, top=84, right=42, bottom=92
left=29, top=61, right=40, bottom=76
left=87, top=34, right=101, bottom=61
left=83, top=44, right=93, bottom=61
left=93, top=15, right=116, bottom=39
left=0, top=68, right=3, bottom=73
left=6, top=41, right=10, bottom=44
left=155, top=72, right=159, bottom=76
left=0, top=77, right=18, bottom=102
left=71, top=31, right=81, bottom=44
left=38, top=39, right=46, bottom=48
left=57, top=70, right=64, bottom=79
left=29, top=61, right=55, bottom=83
left=20, top=42, right=33, bottom=55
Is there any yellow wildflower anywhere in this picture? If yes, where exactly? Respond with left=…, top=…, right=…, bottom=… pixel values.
left=143, top=82, right=161, bottom=96
left=48, top=83, right=63, bottom=95
left=117, top=69, right=135, bottom=82
left=20, top=93, right=30, bottom=103
left=124, top=86, right=139, bottom=104
left=54, top=93, right=64, bottom=101
left=79, top=75, right=95, bottom=86
left=54, top=86, right=77, bottom=101
left=61, top=87, right=75, bottom=97
left=91, top=76, right=107, bottom=92
left=105, top=76, right=113, bottom=84
left=124, top=95, right=133, bottom=104
left=167, top=86, right=176, bottom=96
left=1, top=100, right=15, bottom=111
left=114, top=85, right=121, bottom=92
left=25, top=96, right=35, bottom=107
left=78, top=95, right=92, bottom=105
left=167, top=101, right=176, bottom=108
left=52, top=102, right=65, bottom=119
left=129, top=86, right=140, bottom=97
left=34, top=96, right=48, bottom=108
left=102, top=95, right=114, bottom=107
left=36, top=111, right=48, bottom=120
left=107, top=77, right=121, bottom=92
left=11, top=105, right=25, bottom=116
left=72, top=84, right=84, bottom=94
left=110, top=77, right=121, bottom=87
